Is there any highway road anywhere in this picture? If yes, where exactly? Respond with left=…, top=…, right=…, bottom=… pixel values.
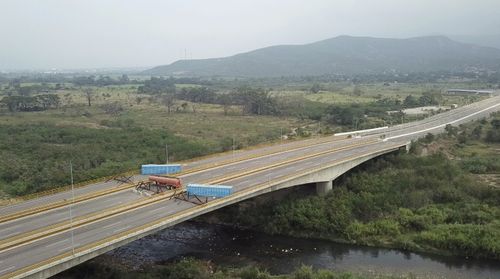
left=0, top=95, right=499, bottom=278
left=0, top=140, right=401, bottom=276
left=0, top=137, right=374, bottom=240
left=0, top=133, right=349, bottom=217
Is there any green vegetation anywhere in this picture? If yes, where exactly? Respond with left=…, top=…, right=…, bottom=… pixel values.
left=56, top=258, right=414, bottom=279
left=0, top=94, right=60, bottom=112
left=215, top=114, right=500, bottom=260
left=0, top=74, right=495, bottom=203
left=0, top=124, right=207, bottom=196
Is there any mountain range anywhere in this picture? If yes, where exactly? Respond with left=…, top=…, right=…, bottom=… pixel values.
left=144, top=35, right=500, bottom=77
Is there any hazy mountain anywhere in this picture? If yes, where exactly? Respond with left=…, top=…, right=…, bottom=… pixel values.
left=145, top=35, right=500, bottom=77
left=450, top=34, right=500, bottom=50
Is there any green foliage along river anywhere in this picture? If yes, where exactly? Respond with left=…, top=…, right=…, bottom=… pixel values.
left=211, top=115, right=500, bottom=260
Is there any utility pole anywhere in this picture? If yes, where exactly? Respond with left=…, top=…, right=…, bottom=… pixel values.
left=165, top=144, right=169, bottom=164
left=69, top=161, right=75, bottom=256
left=280, top=127, right=283, bottom=150
left=232, top=136, right=235, bottom=159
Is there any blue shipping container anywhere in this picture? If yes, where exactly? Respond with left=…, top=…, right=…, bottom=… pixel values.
left=187, top=184, right=233, bottom=198
left=141, top=164, right=182, bottom=175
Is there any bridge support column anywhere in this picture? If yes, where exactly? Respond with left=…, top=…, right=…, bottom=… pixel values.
left=316, top=180, right=332, bottom=195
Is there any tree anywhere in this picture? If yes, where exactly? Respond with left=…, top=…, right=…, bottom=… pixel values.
left=73, top=75, right=96, bottom=86
left=0, top=95, right=59, bottom=112
left=135, top=97, right=143, bottom=105
left=445, top=124, right=458, bottom=137
left=18, top=86, right=34, bottom=97
left=471, top=126, right=482, bottom=140
left=84, top=88, right=93, bottom=107
left=326, top=104, right=364, bottom=126
left=181, top=102, right=188, bottom=112
left=101, top=102, right=123, bottom=115
left=37, top=94, right=60, bottom=109
left=403, top=95, right=418, bottom=108
left=219, top=94, right=232, bottom=116
left=233, top=86, right=277, bottom=115
left=310, top=83, right=321, bottom=94
left=458, top=131, right=468, bottom=144
left=424, top=133, right=435, bottom=143
left=138, top=77, right=175, bottom=95
left=162, top=93, right=175, bottom=114
left=353, top=85, right=363, bottom=96
left=418, top=91, right=441, bottom=106
left=119, top=74, right=130, bottom=84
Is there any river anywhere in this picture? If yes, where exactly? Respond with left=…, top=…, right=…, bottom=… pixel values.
left=101, top=222, right=500, bottom=279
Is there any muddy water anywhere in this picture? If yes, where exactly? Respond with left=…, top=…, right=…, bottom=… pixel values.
left=106, top=222, right=500, bottom=278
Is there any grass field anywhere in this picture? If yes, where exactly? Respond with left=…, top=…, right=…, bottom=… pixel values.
left=0, top=86, right=311, bottom=149
left=271, top=82, right=486, bottom=106
left=0, top=81, right=493, bottom=197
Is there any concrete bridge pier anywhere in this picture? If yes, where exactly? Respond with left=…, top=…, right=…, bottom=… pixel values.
left=316, top=180, right=332, bottom=195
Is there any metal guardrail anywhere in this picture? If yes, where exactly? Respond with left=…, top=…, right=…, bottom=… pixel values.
left=2, top=136, right=337, bottom=207
left=0, top=135, right=352, bottom=220
left=334, top=126, right=388, bottom=136
left=0, top=139, right=379, bottom=252
left=2, top=142, right=407, bottom=279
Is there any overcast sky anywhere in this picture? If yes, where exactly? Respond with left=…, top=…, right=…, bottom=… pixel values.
left=1, top=0, right=499, bottom=70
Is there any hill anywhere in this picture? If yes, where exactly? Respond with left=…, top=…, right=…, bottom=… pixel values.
left=144, top=35, right=500, bottom=77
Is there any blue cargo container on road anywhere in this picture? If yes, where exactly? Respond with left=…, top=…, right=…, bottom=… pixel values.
left=187, top=184, right=233, bottom=198
left=141, top=164, right=182, bottom=175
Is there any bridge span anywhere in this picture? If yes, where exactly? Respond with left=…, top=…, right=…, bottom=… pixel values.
left=0, top=95, right=499, bottom=279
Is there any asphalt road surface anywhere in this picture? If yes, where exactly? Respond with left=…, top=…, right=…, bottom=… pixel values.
left=0, top=95, right=499, bottom=278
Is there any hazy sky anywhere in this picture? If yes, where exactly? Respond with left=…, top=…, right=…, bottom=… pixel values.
left=1, top=0, right=499, bottom=70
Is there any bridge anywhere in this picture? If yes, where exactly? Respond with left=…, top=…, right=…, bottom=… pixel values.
left=0, top=96, right=499, bottom=279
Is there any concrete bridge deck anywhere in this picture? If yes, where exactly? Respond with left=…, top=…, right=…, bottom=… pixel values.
left=0, top=95, right=499, bottom=279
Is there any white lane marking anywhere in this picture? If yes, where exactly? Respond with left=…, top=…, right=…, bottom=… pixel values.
left=1, top=231, right=20, bottom=239
left=58, top=247, right=69, bottom=252
left=45, top=238, right=69, bottom=248
left=0, top=224, right=22, bottom=233
left=113, top=225, right=131, bottom=233
left=102, top=221, right=122, bottom=230
left=57, top=245, right=79, bottom=252
left=151, top=207, right=164, bottom=213
left=0, top=265, right=16, bottom=274
left=387, top=102, right=500, bottom=140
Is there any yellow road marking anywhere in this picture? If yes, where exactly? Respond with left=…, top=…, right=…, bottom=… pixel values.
left=0, top=142, right=406, bottom=279
left=0, top=136, right=359, bottom=223
left=0, top=139, right=379, bottom=253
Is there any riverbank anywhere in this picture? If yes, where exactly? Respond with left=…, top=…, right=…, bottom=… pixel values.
left=55, top=222, right=500, bottom=279
left=55, top=115, right=500, bottom=279
left=56, top=258, right=415, bottom=279
left=201, top=115, right=500, bottom=261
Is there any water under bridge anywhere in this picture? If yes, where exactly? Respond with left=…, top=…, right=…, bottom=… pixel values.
left=0, top=96, right=499, bottom=279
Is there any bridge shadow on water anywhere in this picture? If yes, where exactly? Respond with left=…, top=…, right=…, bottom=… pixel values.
left=56, top=151, right=500, bottom=278
left=56, top=220, right=500, bottom=279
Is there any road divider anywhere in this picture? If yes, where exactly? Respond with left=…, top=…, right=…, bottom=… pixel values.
left=0, top=138, right=380, bottom=253
left=0, top=135, right=363, bottom=224
left=0, top=142, right=406, bottom=279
